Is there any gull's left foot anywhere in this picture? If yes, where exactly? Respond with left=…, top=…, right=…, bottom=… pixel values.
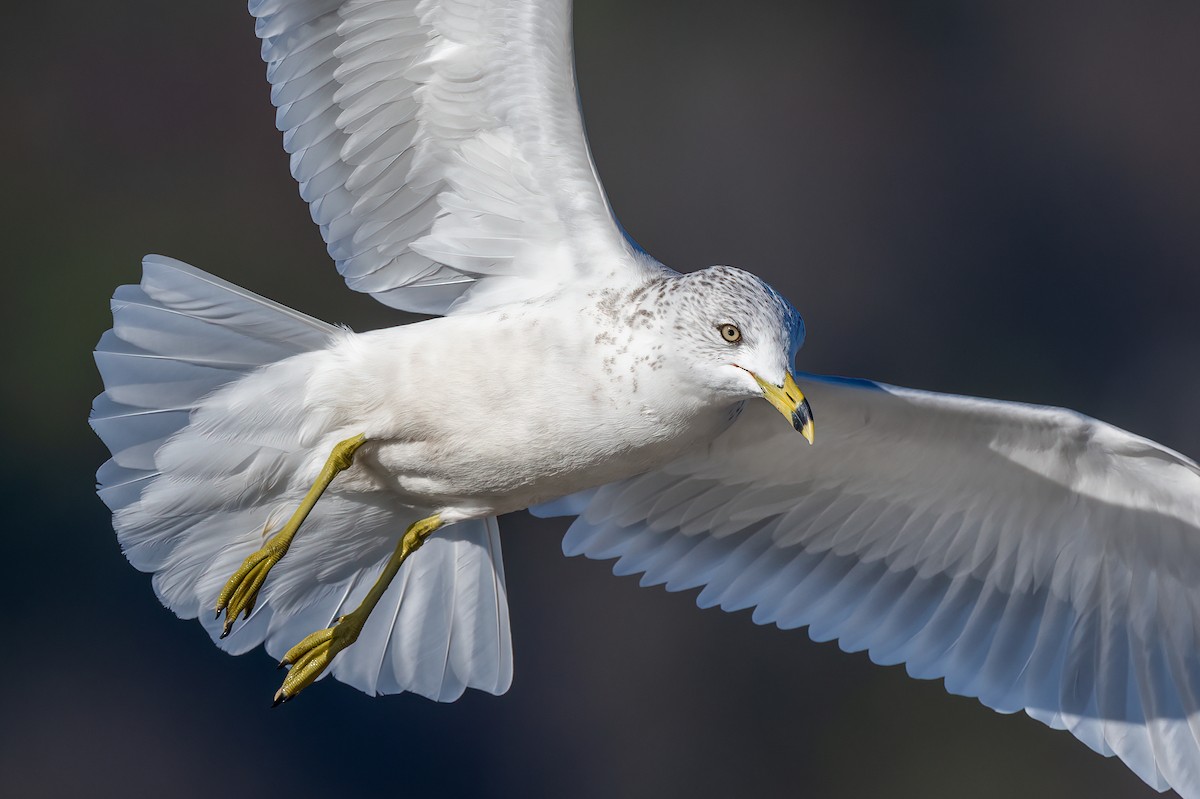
left=271, top=513, right=444, bottom=705
left=273, top=613, right=365, bottom=706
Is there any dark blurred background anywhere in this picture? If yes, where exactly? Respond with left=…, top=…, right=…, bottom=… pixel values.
left=4, top=1, right=1198, bottom=797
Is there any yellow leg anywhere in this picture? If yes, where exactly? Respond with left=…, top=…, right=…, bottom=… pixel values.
left=215, top=433, right=367, bottom=638
left=272, top=513, right=443, bottom=706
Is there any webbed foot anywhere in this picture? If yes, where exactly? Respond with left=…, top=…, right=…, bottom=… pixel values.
left=214, top=433, right=367, bottom=637
left=271, top=513, right=443, bottom=704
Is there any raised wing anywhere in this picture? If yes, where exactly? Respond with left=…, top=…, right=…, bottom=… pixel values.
left=536, top=377, right=1200, bottom=797
left=252, top=0, right=646, bottom=314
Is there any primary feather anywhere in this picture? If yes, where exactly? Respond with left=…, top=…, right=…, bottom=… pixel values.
left=535, top=379, right=1200, bottom=793
left=253, top=0, right=639, bottom=314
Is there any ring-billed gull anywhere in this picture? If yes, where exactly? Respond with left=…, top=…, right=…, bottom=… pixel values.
left=89, top=1, right=1200, bottom=796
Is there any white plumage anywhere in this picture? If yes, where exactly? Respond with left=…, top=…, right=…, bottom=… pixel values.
left=94, top=258, right=512, bottom=699
left=537, top=381, right=1200, bottom=793
left=90, top=1, right=1200, bottom=796
left=255, top=0, right=631, bottom=314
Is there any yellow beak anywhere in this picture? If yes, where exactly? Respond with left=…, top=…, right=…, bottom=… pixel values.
left=753, top=372, right=815, bottom=444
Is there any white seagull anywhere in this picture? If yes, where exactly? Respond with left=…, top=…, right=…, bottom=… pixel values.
left=91, top=1, right=1200, bottom=796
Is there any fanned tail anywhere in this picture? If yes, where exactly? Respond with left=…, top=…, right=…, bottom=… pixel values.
left=91, top=255, right=512, bottom=700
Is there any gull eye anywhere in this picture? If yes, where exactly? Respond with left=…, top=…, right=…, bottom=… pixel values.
left=719, top=323, right=742, bottom=343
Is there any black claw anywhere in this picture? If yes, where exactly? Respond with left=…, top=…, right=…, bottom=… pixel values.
left=271, top=693, right=288, bottom=708
left=220, top=624, right=232, bottom=640
left=276, top=660, right=288, bottom=671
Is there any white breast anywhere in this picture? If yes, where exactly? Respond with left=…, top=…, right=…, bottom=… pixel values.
left=313, top=298, right=734, bottom=519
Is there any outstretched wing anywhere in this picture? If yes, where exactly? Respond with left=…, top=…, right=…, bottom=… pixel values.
left=253, top=0, right=647, bottom=314
left=536, top=376, right=1200, bottom=797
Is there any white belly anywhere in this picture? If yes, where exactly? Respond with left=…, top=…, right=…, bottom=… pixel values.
left=304, top=301, right=737, bottom=521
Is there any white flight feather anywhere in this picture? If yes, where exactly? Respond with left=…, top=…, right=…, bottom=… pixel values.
left=92, top=255, right=512, bottom=700
left=250, top=0, right=643, bottom=315
left=535, top=378, right=1200, bottom=796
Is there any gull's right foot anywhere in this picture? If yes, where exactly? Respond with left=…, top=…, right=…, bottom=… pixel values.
left=215, top=533, right=289, bottom=637
left=213, top=433, right=367, bottom=637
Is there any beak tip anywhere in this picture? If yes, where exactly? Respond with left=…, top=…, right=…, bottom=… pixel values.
left=757, top=371, right=815, bottom=442
left=790, top=412, right=815, bottom=444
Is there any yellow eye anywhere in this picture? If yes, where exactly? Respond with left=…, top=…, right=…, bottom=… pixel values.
left=719, top=323, right=742, bottom=343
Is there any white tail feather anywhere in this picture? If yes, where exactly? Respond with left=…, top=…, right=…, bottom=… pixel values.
left=91, top=255, right=512, bottom=700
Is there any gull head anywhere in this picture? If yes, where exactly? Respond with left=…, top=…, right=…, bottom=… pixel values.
left=656, top=265, right=815, bottom=443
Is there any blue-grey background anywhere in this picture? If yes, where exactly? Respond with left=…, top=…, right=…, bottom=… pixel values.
left=4, top=1, right=1198, bottom=797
